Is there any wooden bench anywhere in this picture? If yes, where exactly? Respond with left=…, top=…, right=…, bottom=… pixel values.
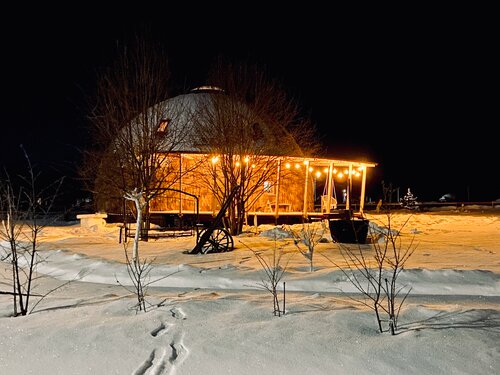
left=77, top=213, right=108, bottom=228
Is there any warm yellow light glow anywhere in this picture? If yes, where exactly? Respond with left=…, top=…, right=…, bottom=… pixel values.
left=344, top=169, right=348, bottom=174
left=355, top=172, right=361, bottom=177
left=358, top=166, right=365, bottom=171
left=315, top=171, right=321, bottom=178
left=338, top=172, right=344, bottom=179
left=295, top=163, right=300, bottom=169
left=304, top=160, right=309, bottom=165
left=235, top=161, right=240, bottom=167
left=308, top=167, right=313, bottom=172
left=285, top=163, right=291, bottom=169
left=333, top=168, right=337, bottom=174
left=244, top=156, right=250, bottom=163
left=211, top=156, right=219, bottom=164
left=323, top=167, right=329, bottom=173
left=251, top=164, right=256, bottom=168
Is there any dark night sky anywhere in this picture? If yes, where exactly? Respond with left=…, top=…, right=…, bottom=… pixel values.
left=1, top=11, right=498, bottom=203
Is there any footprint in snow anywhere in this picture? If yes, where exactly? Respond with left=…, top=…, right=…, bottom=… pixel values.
left=150, top=322, right=171, bottom=337
left=170, top=307, right=186, bottom=320
left=168, top=336, right=188, bottom=373
left=133, top=347, right=169, bottom=375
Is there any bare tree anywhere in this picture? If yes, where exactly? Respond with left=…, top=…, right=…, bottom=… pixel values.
left=84, top=36, right=199, bottom=312
left=85, top=36, right=184, bottom=216
left=0, top=149, right=63, bottom=316
left=193, top=58, right=318, bottom=235
left=85, top=36, right=195, bottom=263
left=323, top=212, right=416, bottom=334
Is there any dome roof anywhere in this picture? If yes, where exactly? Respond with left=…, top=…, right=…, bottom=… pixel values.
left=148, top=89, right=303, bottom=155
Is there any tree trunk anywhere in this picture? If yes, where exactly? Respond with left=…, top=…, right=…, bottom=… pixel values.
left=228, top=200, right=238, bottom=235
left=236, top=199, right=245, bottom=235
left=374, top=304, right=383, bottom=333
left=23, top=226, right=38, bottom=315
left=132, top=198, right=142, bottom=267
left=124, top=190, right=145, bottom=267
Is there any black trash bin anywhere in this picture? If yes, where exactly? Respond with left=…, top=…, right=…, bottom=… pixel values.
left=327, top=210, right=369, bottom=244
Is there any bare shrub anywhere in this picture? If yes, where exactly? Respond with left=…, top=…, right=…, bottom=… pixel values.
left=240, top=238, right=289, bottom=316
left=323, top=212, right=416, bottom=334
left=0, top=149, right=63, bottom=316
left=288, top=221, right=327, bottom=272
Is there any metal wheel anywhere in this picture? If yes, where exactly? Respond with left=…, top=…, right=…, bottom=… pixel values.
left=200, top=228, right=234, bottom=254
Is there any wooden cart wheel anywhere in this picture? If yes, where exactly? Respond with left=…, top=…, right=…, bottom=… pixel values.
left=200, top=228, right=234, bottom=254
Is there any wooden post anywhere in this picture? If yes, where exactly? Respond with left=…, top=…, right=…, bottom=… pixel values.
left=326, top=162, right=334, bottom=214
left=212, top=161, right=217, bottom=216
left=274, top=159, right=281, bottom=218
left=283, top=281, right=286, bottom=315
left=360, top=166, right=367, bottom=214
left=303, top=161, right=309, bottom=218
left=179, top=154, right=183, bottom=215
left=346, top=164, right=352, bottom=210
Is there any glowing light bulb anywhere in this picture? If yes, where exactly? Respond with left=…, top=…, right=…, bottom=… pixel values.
left=285, top=163, right=291, bottom=169
left=316, top=171, right=321, bottom=178
left=338, top=172, right=344, bottom=179
left=211, top=156, right=219, bottom=164
left=295, top=163, right=300, bottom=169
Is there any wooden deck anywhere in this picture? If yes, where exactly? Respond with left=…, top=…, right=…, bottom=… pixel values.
left=108, top=210, right=329, bottom=227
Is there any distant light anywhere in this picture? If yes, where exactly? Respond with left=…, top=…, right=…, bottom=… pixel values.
left=304, top=160, right=309, bottom=165
left=344, top=169, right=348, bottom=175
left=251, top=164, right=256, bottom=168
left=295, top=163, right=301, bottom=169
left=338, top=172, right=344, bottom=179
left=323, top=167, right=329, bottom=173
left=315, top=171, right=321, bottom=178
left=235, top=161, right=240, bottom=167
left=333, top=168, right=337, bottom=174
left=285, top=163, right=291, bottom=169
left=358, top=166, right=365, bottom=171
left=308, top=167, right=313, bottom=172
left=211, top=156, right=219, bottom=164
left=355, top=172, right=361, bottom=177
left=244, top=156, right=250, bottom=163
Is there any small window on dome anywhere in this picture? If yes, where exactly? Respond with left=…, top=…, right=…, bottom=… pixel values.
left=157, top=118, right=170, bottom=134
left=263, top=181, right=272, bottom=192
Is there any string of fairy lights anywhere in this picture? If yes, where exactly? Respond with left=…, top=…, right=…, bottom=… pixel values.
left=284, top=160, right=364, bottom=180
left=209, top=155, right=365, bottom=180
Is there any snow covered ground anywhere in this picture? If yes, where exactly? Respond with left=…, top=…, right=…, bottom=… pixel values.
left=1, top=209, right=499, bottom=374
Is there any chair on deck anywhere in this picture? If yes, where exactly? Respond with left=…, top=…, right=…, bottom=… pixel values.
left=321, top=195, right=337, bottom=212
